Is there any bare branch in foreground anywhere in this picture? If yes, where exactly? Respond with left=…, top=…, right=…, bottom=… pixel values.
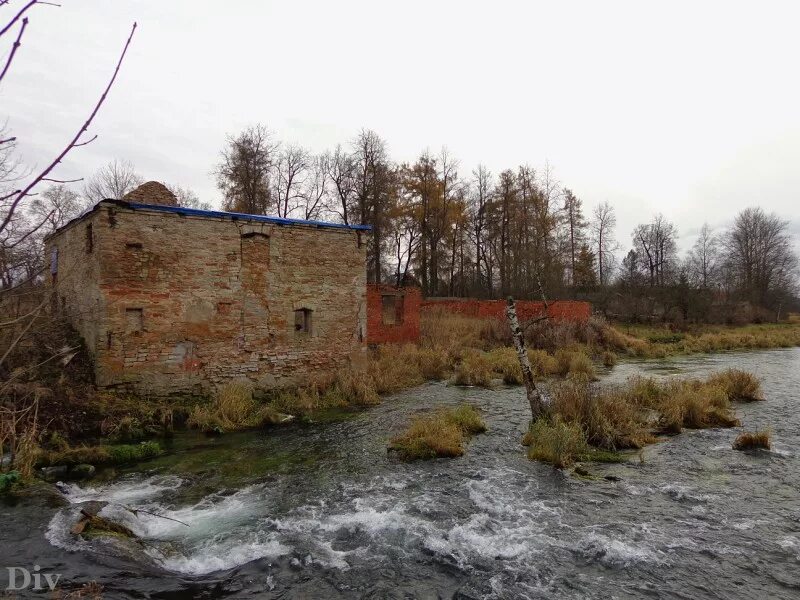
left=0, top=21, right=137, bottom=235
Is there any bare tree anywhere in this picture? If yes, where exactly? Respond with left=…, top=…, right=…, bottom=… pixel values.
left=353, top=129, right=392, bottom=283
left=590, top=200, right=618, bottom=286
left=0, top=123, right=24, bottom=193
left=1, top=4, right=136, bottom=477
left=83, top=159, right=142, bottom=202
left=30, top=184, right=87, bottom=232
left=300, top=153, right=328, bottom=221
left=722, top=207, right=798, bottom=307
left=632, top=214, right=678, bottom=287
left=166, top=183, right=212, bottom=210
left=469, top=164, right=492, bottom=294
left=273, top=144, right=309, bottom=218
left=215, top=124, right=276, bottom=215
left=687, top=223, right=719, bottom=289
left=324, top=145, right=356, bottom=225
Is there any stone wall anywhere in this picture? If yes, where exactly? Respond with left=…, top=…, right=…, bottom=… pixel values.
left=366, top=284, right=421, bottom=344
left=44, top=211, right=105, bottom=359
left=46, top=201, right=367, bottom=396
left=420, top=298, right=592, bottom=322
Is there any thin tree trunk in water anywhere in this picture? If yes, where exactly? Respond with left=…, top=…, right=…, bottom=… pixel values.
left=505, top=297, right=547, bottom=420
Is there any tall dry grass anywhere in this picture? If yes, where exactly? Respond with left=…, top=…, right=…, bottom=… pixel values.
left=389, top=404, right=486, bottom=461
left=523, top=416, right=588, bottom=468
left=524, top=370, right=763, bottom=467
left=189, top=381, right=291, bottom=431
left=733, top=429, right=771, bottom=450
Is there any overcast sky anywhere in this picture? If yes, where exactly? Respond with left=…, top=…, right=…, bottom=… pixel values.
left=3, top=0, right=799, bottom=253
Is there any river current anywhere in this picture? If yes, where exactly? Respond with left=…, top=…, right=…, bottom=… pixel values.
left=2, top=348, right=799, bottom=599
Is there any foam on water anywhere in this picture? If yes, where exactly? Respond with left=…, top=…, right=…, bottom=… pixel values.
left=155, top=534, right=290, bottom=575
left=59, top=474, right=183, bottom=504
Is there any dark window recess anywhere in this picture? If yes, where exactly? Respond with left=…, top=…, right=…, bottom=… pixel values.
left=107, top=332, right=112, bottom=349
left=50, top=247, right=58, bottom=275
left=381, top=294, right=404, bottom=325
left=126, top=308, right=144, bottom=333
left=294, top=308, right=312, bottom=334
left=126, top=242, right=143, bottom=250
left=85, top=224, right=93, bottom=253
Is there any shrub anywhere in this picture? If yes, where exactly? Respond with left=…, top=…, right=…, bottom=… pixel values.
left=0, top=471, right=20, bottom=493
left=708, top=369, right=764, bottom=402
left=105, top=441, right=162, bottom=464
left=453, top=350, right=494, bottom=387
left=389, top=405, right=486, bottom=461
left=733, top=429, right=771, bottom=451
left=524, top=416, right=588, bottom=468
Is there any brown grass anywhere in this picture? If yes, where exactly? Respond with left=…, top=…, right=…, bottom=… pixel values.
left=707, top=369, right=764, bottom=402
left=525, top=370, right=762, bottom=467
left=550, top=380, right=657, bottom=450
left=733, top=429, right=771, bottom=450
left=389, top=404, right=486, bottom=460
left=524, top=416, right=588, bottom=468
left=453, top=350, right=494, bottom=387
left=269, top=367, right=380, bottom=416
left=486, top=347, right=523, bottom=384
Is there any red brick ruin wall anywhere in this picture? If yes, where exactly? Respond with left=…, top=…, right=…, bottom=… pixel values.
left=420, top=298, right=592, bottom=322
left=366, top=284, right=421, bottom=344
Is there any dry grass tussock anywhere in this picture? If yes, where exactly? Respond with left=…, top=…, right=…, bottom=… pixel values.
left=190, top=373, right=380, bottom=430
left=523, top=416, right=588, bottom=468
left=268, top=367, right=381, bottom=417
left=707, top=369, right=764, bottom=402
left=389, top=404, right=486, bottom=461
left=188, top=381, right=288, bottom=432
left=733, top=429, right=771, bottom=451
left=453, top=349, right=494, bottom=386
left=525, top=370, right=764, bottom=467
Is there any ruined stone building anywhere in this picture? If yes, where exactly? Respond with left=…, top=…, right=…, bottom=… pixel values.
left=45, top=182, right=370, bottom=397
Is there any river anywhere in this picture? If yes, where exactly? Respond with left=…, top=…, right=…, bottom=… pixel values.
left=2, top=348, right=799, bottom=599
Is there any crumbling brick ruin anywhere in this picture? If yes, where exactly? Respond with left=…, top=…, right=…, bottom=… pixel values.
left=420, top=298, right=592, bottom=322
left=45, top=183, right=369, bottom=397
left=366, top=284, right=421, bottom=344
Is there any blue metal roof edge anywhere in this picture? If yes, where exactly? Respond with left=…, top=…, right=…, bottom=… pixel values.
left=119, top=201, right=372, bottom=231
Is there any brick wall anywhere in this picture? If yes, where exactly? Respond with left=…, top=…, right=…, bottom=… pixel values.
left=366, top=284, right=421, bottom=344
left=46, top=201, right=368, bottom=396
left=420, top=298, right=592, bottom=322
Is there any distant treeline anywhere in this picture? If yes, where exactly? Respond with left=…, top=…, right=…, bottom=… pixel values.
left=3, top=124, right=797, bottom=323
left=211, top=125, right=798, bottom=323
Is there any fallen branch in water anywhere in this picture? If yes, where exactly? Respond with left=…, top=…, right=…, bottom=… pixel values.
left=124, top=505, right=190, bottom=527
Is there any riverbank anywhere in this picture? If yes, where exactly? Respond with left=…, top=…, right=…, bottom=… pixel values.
left=2, top=314, right=797, bottom=487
